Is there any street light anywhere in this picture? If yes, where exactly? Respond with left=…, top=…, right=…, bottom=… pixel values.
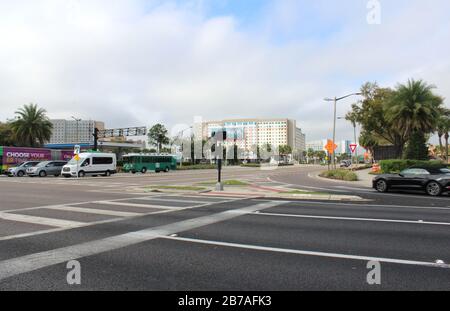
left=324, top=93, right=362, bottom=169
left=71, top=116, right=82, bottom=144
left=338, top=117, right=358, bottom=166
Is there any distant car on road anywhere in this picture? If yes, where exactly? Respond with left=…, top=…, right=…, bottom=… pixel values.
left=340, top=160, right=352, bottom=168
left=373, top=166, right=450, bottom=196
left=26, top=161, right=67, bottom=177
left=6, top=161, right=41, bottom=177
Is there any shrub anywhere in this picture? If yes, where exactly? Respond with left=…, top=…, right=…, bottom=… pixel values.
left=379, top=160, right=446, bottom=173
left=320, top=169, right=358, bottom=181
left=177, top=164, right=217, bottom=170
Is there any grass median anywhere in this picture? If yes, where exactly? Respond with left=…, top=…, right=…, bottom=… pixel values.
left=320, top=169, right=358, bottom=181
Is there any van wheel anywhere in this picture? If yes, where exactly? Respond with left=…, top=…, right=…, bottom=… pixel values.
left=39, top=171, right=47, bottom=178
left=17, top=171, right=24, bottom=177
left=78, top=171, right=86, bottom=178
left=104, top=171, right=111, bottom=177
left=141, top=167, right=147, bottom=174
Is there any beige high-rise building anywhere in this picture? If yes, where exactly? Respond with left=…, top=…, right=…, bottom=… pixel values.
left=194, top=118, right=306, bottom=158
left=49, top=119, right=105, bottom=144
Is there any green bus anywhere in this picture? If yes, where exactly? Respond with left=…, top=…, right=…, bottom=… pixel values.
left=122, top=154, right=177, bottom=174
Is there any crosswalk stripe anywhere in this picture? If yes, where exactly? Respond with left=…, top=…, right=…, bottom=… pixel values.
left=93, top=201, right=185, bottom=210
left=46, top=206, right=141, bottom=217
left=0, top=212, right=86, bottom=228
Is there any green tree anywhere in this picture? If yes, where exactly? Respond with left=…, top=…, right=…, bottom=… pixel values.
left=9, top=104, right=53, bottom=147
left=147, top=124, right=170, bottom=153
left=436, top=109, right=450, bottom=160
left=350, top=82, right=405, bottom=158
left=279, top=145, right=292, bottom=155
left=403, top=130, right=429, bottom=160
left=387, top=79, right=443, bottom=159
left=0, top=122, right=15, bottom=146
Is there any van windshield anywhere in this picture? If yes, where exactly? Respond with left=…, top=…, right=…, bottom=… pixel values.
left=68, top=158, right=86, bottom=165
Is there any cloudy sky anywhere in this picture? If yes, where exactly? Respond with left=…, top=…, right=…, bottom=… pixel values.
left=0, top=0, right=449, bottom=142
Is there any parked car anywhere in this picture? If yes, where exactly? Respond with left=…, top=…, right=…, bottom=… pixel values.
left=373, top=166, right=450, bottom=196
left=26, top=161, right=67, bottom=177
left=6, top=161, right=41, bottom=177
left=62, top=153, right=116, bottom=178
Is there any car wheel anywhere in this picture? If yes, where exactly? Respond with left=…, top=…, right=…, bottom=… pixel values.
left=375, top=179, right=388, bottom=193
left=78, top=171, right=86, bottom=178
left=17, top=171, right=24, bottom=177
left=141, top=167, right=147, bottom=174
left=39, top=171, right=47, bottom=178
left=426, top=181, right=442, bottom=196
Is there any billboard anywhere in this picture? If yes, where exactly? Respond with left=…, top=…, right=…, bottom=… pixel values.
left=2, top=147, right=52, bottom=167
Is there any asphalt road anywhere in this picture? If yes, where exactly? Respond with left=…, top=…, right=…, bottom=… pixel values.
left=0, top=166, right=449, bottom=291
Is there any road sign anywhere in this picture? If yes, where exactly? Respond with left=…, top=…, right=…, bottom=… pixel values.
left=74, top=154, right=80, bottom=161
left=74, top=145, right=81, bottom=155
left=325, top=140, right=338, bottom=154
left=350, top=144, right=357, bottom=153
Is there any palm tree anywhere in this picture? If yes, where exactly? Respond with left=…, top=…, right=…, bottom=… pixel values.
left=436, top=109, right=450, bottom=160
left=387, top=79, right=443, bottom=141
left=10, top=104, right=53, bottom=147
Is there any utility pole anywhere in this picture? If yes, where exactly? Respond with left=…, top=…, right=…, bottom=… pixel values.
left=324, top=93, right=362, bottom=169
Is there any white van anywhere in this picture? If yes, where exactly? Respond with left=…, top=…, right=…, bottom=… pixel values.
left=62, top=153, right=117, bottom=178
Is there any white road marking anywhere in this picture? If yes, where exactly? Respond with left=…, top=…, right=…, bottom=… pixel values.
left=162, top=236, right=450, bottom=269
left=253, top=211, right=450, bottom=226
left=253, top=199, right=450, bottom=211
left=0, top=201, right=284, bottom=281
left=136, top=197, right=215, bottom=204
left=92, top=200, right=198, bottom=210
left=0, top=212, right=85, bottom=228
left=46, top=206, right=142, bottom=217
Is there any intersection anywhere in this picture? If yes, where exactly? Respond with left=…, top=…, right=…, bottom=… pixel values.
left=0, top=166, right=449, bottom=290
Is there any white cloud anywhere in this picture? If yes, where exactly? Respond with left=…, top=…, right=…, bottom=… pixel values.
left=0, top=0, right=449, bottom=143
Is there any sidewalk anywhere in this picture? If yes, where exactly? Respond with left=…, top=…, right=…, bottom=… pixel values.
left=353, top=168, right=374, bottom=188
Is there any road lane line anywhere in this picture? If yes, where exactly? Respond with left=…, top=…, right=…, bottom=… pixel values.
left=0, top=213, right=86, bottom=228
left=0, top=201, right=284, bottom=281
left=252, top=199, right=450, bottom=211
left=46, top=206, right=142, bottom=217
left=253, top=212, right=450, bottom=226
left=161, top=236, right=450, bottom=269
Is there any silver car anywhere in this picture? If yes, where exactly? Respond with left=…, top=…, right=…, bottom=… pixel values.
left=7, top=161, right=41, bottom=177
left=26, top=161, right=67, bottom=177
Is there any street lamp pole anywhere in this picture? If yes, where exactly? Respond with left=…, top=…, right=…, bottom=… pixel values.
left=325, top=93, right=362, bottom=169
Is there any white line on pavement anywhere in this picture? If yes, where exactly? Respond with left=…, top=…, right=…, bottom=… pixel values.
left=252, top=199, right=450, bottom=211
left=161, top=236, right=450, bottom=269
left=91, top=200, right=201, bottom=210
left=0, top=212, right=86, bottom=228
left=252, top=212, right=450, bottom=226
left=0, top=201, right=284, bottom=281
left=46, top=206, right=142, bottom=217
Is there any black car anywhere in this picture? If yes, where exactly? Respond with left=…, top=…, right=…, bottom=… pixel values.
left=373, top=166, right=450, bottom=196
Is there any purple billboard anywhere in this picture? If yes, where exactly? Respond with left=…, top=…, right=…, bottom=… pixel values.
left=3, top=147, right=51, bottom=167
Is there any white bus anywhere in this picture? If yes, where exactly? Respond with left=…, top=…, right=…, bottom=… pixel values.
left=62, top=153, right=117, bottom=178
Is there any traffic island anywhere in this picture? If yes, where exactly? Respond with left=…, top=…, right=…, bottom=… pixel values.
left=135, top=180, right=367, bottom=201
